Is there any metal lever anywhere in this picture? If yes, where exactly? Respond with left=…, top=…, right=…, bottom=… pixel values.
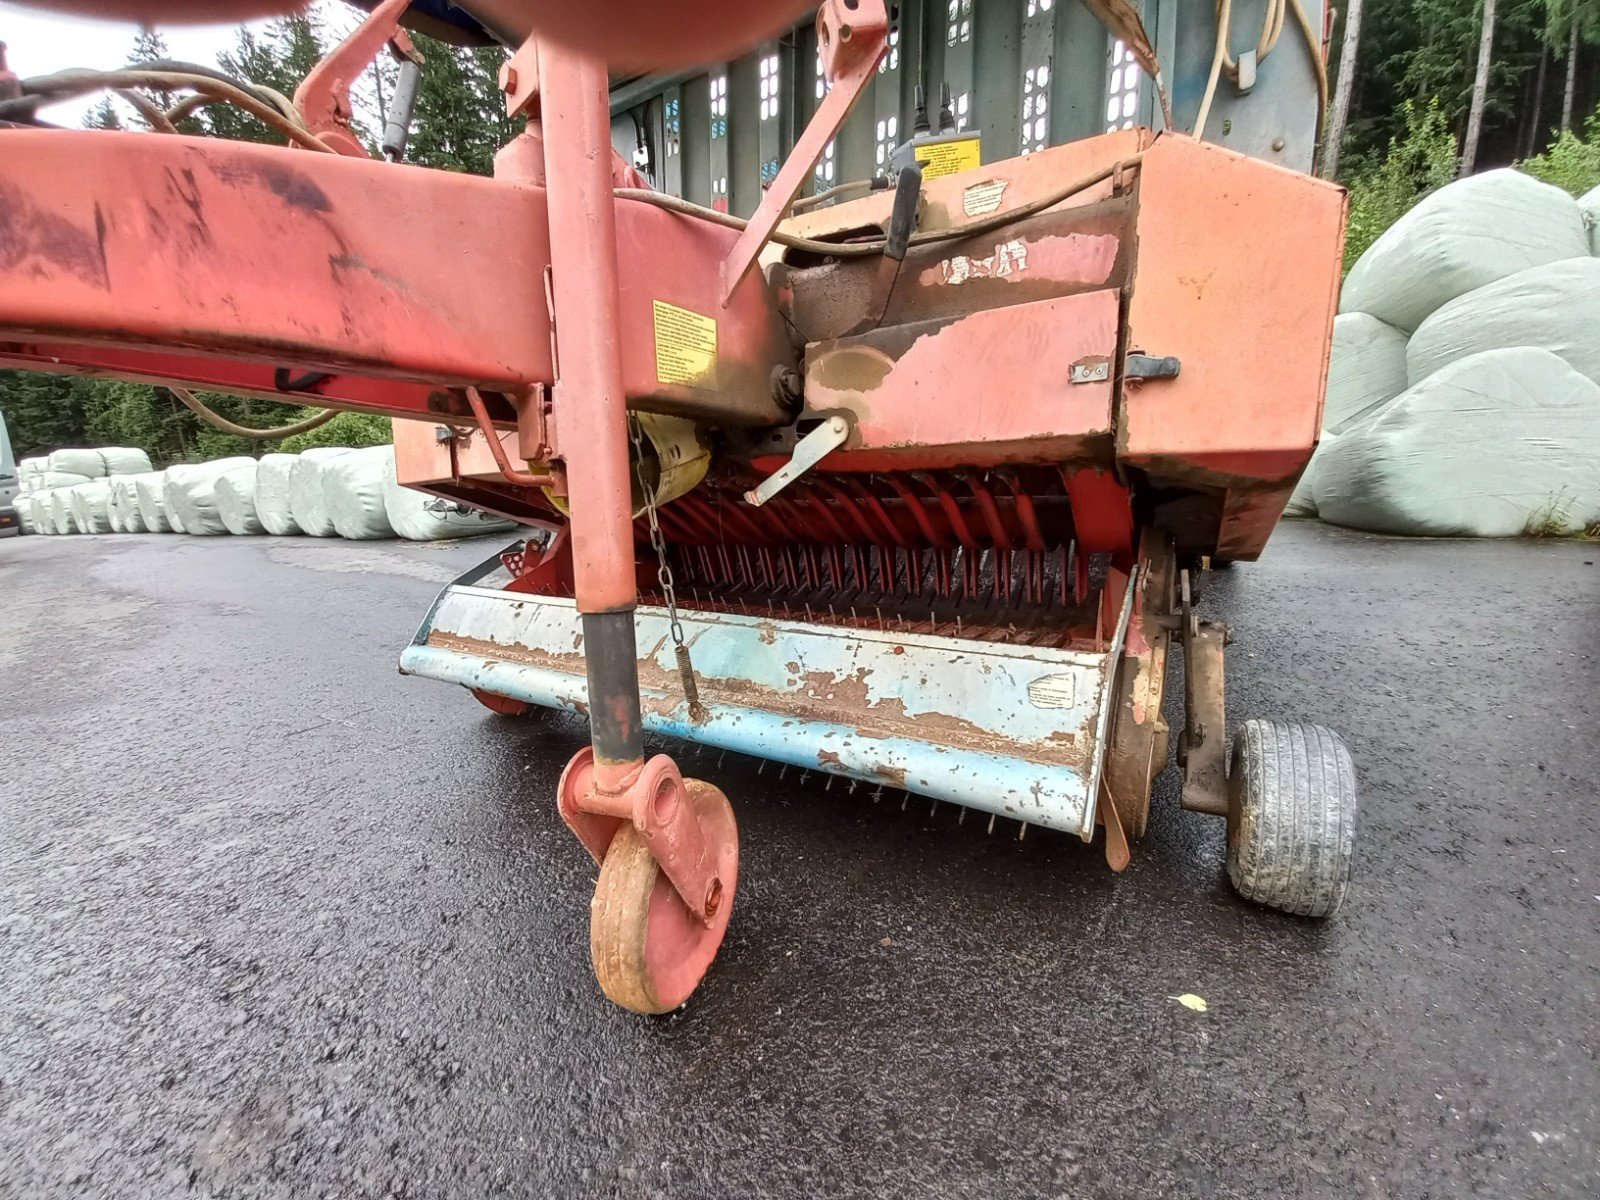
left=743, top=415, right=852, bottom=506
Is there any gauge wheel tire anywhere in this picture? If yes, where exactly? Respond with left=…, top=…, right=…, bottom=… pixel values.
left=1227, top=720, right=1356, bottom=919
left=471, top=689, right=542, bottom=717
left=590, top=780, right=739, bottom=1014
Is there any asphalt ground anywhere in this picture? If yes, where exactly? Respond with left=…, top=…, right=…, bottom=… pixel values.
left=1, top=521, right=1596, bottom=1199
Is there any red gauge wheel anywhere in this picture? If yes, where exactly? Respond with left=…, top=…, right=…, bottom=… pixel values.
left=471, top=689, right=534, bottom=717
left=590, top=779, right=739, bottom=1014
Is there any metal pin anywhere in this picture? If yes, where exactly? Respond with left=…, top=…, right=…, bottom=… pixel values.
left=718, top=751, right=726, bottom=768
left=959, top=807, right=966, bottom=825
left=826, top=775, right=834, bottom=791
left=871, top=785, right=882, bottom=802
left=955, top=615, right=962, bottom=636
left=986, top=813, right=996, bottom=835
left=1017, top=821, right=1029, bottom=842
left=901, top=793, right=909, bottom=811
left=875, top=606, right=885, bottom=631
left=759, top=761, right=766, bottom=775
left=849, top=606, right=858, bottom=623
left=849, top=779, right=858, bottom=793
left=779, top=764, right=787, bottom=780
left=929, top=797, right=937, bottom=817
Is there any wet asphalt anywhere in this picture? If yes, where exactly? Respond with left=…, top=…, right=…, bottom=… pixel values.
left=0, top=521, right=1596, bottom=1199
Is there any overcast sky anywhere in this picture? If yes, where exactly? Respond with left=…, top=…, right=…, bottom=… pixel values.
left=0, top=1, right=353, bottom=126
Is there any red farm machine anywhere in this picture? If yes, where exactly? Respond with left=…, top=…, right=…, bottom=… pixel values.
left=0, top=0, right=1355, bottom=1013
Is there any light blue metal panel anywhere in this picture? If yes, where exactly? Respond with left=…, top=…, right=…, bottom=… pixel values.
left=1165, top=0, right=1327, bottom=171
left=400, top=575, right=1139, bottom=837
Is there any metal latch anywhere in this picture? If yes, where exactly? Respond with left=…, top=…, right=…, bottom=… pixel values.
left=1125, top=353, right=1181, bottom=381
left=743, top=414, right=853, bottom=506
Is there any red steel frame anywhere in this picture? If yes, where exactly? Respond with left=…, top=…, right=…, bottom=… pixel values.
left=0, top=0, right=1346, bottom=1004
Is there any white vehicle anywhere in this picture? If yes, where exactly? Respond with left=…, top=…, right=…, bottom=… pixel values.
left=0, top=411, right=18, bottom=538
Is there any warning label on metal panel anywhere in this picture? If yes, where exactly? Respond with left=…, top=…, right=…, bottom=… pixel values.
left=961, top=179, right=1008, bottom=216
left=653, top=301, right=718, bottom=388
left=913, top=136, right=982, bottom=179
left=1027, top=674, right=1076, bottom=709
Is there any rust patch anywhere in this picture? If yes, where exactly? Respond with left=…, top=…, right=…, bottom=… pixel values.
left=0, top=184, right=111, bottom=290
left=210, top=158, right=332, bottom=213
left=427, top=632, right=1090, bottom=768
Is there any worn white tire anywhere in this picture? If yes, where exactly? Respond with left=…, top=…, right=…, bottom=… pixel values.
left=1227, top=720, right=1356, bottom=919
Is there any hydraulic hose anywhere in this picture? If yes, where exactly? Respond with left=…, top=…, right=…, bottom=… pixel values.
left=169, top=386, right=339, bottom=441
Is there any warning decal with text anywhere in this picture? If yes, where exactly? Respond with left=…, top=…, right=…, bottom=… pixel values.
left=653, top=300, right=718, bottom=388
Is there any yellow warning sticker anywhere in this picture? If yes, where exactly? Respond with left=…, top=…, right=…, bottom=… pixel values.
left=653, top=300, right=718, bottom=388
left=913, top=136, right=982, bottom=180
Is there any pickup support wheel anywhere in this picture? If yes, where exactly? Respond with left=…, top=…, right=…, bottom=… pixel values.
left=590, top=779, right=739, bottom=1014
left=471, top=689, right=537, bottom=716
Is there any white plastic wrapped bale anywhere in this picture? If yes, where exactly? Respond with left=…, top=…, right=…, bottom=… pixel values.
left=380, top=448, right=517, bottom=541
left=253, top=453, right=302, bottom=535
left=1284, top=449, right=1322, bottom=518
left=323, top=445, right=396, bottom=540
left=1405, top=257, right=1600, bottom=388
left=163, top=457, right=256, bottom=536
left=37, top=470, right=92, bottom=491
left=69, top=480, right=115, bottom=534
left=99, top=446, right=154, bottom=475
left=214, top=465, right=266, bottom=535
left=1340, top=169, right=1592, bottom=332
left=109, top=476, right=147, bottom=533
left=107, top=481, right=126, bottom=532
left=46, top=448, right=108, bottom=478
left=1581, top=185, right=1600, bottom=255
left=131, top=472, right=173, bottom=532
left=288, top=448, right=351, bottom=537
left=48, top=490, right=75, bottom=534
left=19, top=457, right=47, bottom=493
left=1316, top=348, right=1600, bottom=538
left=1323, top=313, right=1409, bottom=433
left=17, top=493, right=41, bottom=533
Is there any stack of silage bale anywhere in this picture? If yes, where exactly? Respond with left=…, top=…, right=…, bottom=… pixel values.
left=19, top=441, right=517, bottom=542
left=1291, top=169, right=1600, bottom=537
left=16, top=446, right=155, bottom=534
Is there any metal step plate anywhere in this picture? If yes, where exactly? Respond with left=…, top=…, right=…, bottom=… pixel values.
left=400, top=564, right=1135, bottom=837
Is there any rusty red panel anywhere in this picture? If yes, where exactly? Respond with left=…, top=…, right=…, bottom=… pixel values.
left=1121, top=134, right=1346, bottom=558
left=613, top=196, right=795, bottom=428
left=0, top=129, right=553, bottom=386
left=795, top=289, right=1120, bottom=471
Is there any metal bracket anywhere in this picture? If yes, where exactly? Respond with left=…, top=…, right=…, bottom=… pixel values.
left=557, top=748, right=723, bottom=925
left=1070, top=356, right=1112, bottom=384
left=1176, top=569, right=1230, bottom=816
left=743, top=414, right=852, bottom=506
left=720, top=0, right=889, bottom=303
left=1235, top=49, right=1258, bottom=95
left=293, top=0, right=419, bottom=158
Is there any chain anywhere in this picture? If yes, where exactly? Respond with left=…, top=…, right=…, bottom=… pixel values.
left=630, top=417, right=707, bottom=722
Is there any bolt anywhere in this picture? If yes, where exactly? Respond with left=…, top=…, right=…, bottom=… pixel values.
left=704, top=878, right=723, bottom=918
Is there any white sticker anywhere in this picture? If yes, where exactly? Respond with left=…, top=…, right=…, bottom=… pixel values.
left=1027, top=674, right=1076, bottom=709
left=939, top=238, right=1029, bottom=285
left=962, top=179, right=1008, bottom=216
